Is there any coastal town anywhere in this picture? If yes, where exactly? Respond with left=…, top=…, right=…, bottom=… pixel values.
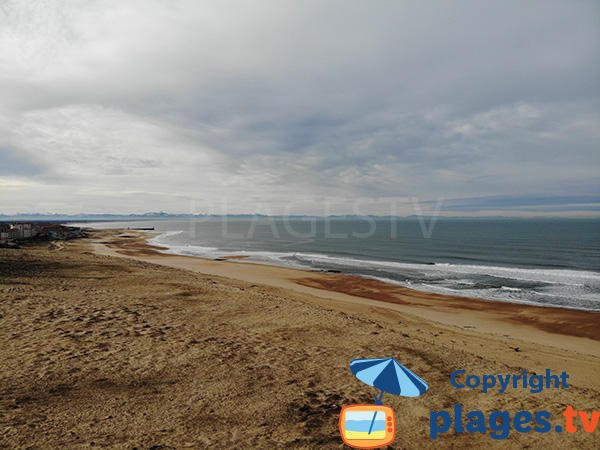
left=0, top=222, right=87, bottom=247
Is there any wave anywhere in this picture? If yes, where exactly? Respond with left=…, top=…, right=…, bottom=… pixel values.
left=291, top=253, right=600, bottom=286
left=148, top=232, right=307, bottom=266
left=142, top=232, right=600, bottom=311
left=430, top=262, right=596, bottom=285
left=147, top=230, right=183, bottom=243
left=364, top=276, right=599, bottom=311
left=151, top=242, right=221, bottom=257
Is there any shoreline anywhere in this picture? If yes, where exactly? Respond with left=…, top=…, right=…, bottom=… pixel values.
left=90, top=229, right=600, bottom=356
left=83, top=222, right=600, bottom=314
left=141, top=227, right=600, bottom=314
left=3, top=228, right=600, bottom=448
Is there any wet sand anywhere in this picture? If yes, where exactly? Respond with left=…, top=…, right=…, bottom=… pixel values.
left=1, top=229, right=599, bottom=449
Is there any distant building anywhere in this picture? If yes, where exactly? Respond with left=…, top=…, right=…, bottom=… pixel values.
left=1, top=228, right=21, bottom=239
left=0, top=222, right=84, bottom=242
left=10, top=222, right=35, bottom=238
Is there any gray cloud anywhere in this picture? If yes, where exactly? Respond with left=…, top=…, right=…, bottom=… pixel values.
left=0, top=147, right=43, bottom=176
left=0, top=0, right=598, bottom=215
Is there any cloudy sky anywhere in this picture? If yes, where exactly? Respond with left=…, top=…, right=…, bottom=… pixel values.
left=1, top=0, right=598, bottom=216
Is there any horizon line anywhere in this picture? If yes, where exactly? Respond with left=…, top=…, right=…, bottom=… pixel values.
left=1, top=212, right=599, bottom=220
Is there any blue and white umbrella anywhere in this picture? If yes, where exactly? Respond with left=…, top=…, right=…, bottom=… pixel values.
left=350, top=357, right=428, bottom=403
left=350, top=357, right=428, bottom=435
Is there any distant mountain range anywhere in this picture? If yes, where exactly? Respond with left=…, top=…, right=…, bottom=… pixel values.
left=0, top=212, right=595, bottom=222
left=0, top=212, right=187, bottom=221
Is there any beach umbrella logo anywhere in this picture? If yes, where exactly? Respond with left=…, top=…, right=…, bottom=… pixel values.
left=339, top=357, right=428, bottom=449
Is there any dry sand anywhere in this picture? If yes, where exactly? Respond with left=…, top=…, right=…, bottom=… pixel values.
left=1, top=229, right=599, bottom=449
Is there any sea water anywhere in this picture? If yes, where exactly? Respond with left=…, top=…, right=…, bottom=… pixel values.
left=85, top=218, right=600, bottom=311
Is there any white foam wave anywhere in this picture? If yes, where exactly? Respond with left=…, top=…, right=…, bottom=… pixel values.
left=148, top=230, right=183, bottom=242
left=291, top=252, right=600, bottom=287
left=431, top=262, right=597, bottom=285
left=141, top=237, right=600, bottom=311
left=147, top=238, right=307, bottom=267
left=153, top=243, right=220, bottom=257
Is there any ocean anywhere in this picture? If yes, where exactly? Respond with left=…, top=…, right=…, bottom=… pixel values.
left=83, top=218, right=600, bottom=311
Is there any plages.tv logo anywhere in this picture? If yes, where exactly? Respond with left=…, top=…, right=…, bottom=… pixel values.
left=430, top=369, right=600, bottom=440
left=339, top=357, right=428, bottom=449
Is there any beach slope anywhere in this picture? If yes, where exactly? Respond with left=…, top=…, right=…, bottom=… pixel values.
left=1, top=231, right=598, bottom=449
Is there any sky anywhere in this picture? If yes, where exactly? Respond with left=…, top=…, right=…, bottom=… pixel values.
left=1, top=0, right=599, bottom=217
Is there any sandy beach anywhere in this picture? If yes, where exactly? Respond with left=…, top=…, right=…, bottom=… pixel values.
left=1, top=229, right=599, bottom=449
